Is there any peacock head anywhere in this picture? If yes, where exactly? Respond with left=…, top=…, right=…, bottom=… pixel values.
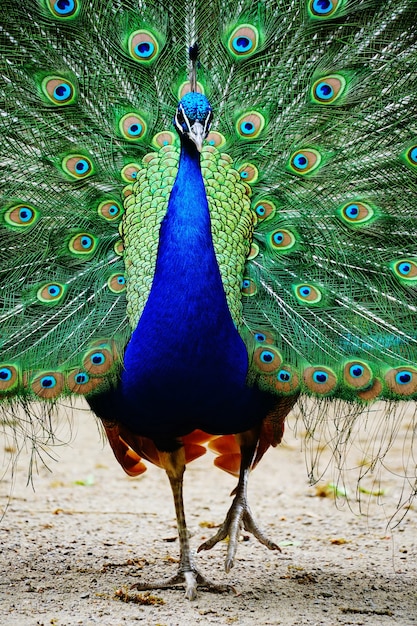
left=173, top=92, right=213, bottom=152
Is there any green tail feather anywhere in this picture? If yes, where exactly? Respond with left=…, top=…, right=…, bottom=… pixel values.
left=1, top=0, right=417, bottom=411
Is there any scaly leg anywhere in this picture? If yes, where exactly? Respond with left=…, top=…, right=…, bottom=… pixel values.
left=131, top=446, right=234, bottom=600
left=198, top=427, right=280, bottom=572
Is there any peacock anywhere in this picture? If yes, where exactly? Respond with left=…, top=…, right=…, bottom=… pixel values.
left=1, top=0, right=417, bottom=600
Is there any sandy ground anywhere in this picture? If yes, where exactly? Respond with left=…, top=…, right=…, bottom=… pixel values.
left=0, top=400, right=416, bottom=626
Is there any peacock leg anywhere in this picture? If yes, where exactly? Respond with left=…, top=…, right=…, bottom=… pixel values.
left=198, top=427, right=280, bottom=572
left=131, top=447, right=234, bottom=600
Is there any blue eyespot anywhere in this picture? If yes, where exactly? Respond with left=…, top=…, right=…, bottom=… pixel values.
left=18, top=207, right=34, bottom=222
left=277, top=370, right=291, bottom=382
left=254, top=333, right=266, bottom=342
left=127, top=123, right=143, bottom=137
left=242, top=279, right=251, bottom=289
left=273, top=232, right=284, bottom=245
left=293, top=154, right=308, bottom=169
left=117, top=276, right=126, bottom=285
left=232, top=36, right=253, bottom=53
left=345, top=204, right=359, bottom=219
left=54, top=83, right=71, bottom=100
left=240, top=171, right=249, bottom=178
left=395, top=371, right=412, bottom=385
left=40, top=375, right=56, bottom=389
left=301, top=287, right=311, bottom=297
left=75, top=372, right=90, bottom=384
left=80, top=236, right=92, bottom=249
left=315, top=81, right=334, bottom=100
left=260, top=350, right=275, bottom=364
left=54, top=0, right=75, bottom=15
left=349, top=365, right=364, bottom=378
left=90, top=352, right=105, bottom=365
left=240, top=121, right=256, bottom=135
left=47, top=284, right=61, bottom=297
left=255, top=205, right=266, bottom=216
left=313, top=371, right=328, bottom=384
left=109, top=205, right=119, bottom=216
left=398, top=262, right=411, bottom=276
left=75, top=159, right=89, bottom=174
left=0, top=368, right=12, bottom=381
left=134, top=41, right=155, bottom=58
left=312, top=0, right=333, bottom=14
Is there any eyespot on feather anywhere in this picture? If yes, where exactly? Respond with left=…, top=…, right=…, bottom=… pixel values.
left=253, top=346, right=282, bottom=373
left=253, top=330, right=275, bottom=345
left=390, top=259, right=417, bottom=283
left=40, top=76, right=77, bottom=105
left=31, top=372, right=65, bottom=399
left=4, top=204, right=40, bottom=229
left=238, top=163, right=259, bottom=183
left=337, top=201, right=375, bottom=226
left=68, top=233, right=98, bottom=256
left=252, top=200, right=276, bottom=221
left=273, top=366, right=300, bottom=394
left=98, top=200, right=123, bottom=221
left=268, top=229, right=296, bottom=252
left=44, top=0, right=80, bottom=19
left=107, top=273, right=126, bottom=293
left=62, top=154, right=94, bottom=179
left=37, top=282, right=67, bottom=304
left=119, top=113, right=147, bottom=141
left=236, top=112, right=265, bottom=139
left=241, top=277, right=257, bottom=296
left=152, top=131, right=176, bottom=148
left=83, top=347, right=114, bottom=375
left=206, top=132, right=226, bottom=148
left=227, top=24, right=259, bottom=59
left=303, top=366, right=337, bottom=394
left=0, top=365, right=19, bottom=392
left=128, top=30, right=159, bottom=63
left=308, top=0, right=345, bottom=18
left=311, top=75, right=346, bottom=104
left=67, top=370, right=104, bottom=394
left=121, top=163, right=141, bottom=182
left=385, top=367, right=417, bottom=397
left=293, top=283, right=322, bottom=304
left=343, top=361, right=373, bottom=390
left=288, top=149, right=322, bottom=175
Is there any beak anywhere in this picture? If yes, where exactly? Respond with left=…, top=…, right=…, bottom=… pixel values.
left=188, top=121, right=205, bottom=152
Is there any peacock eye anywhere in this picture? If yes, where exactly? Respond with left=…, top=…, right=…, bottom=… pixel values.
left=227, top=24, right=259, bottom=59
left=47, top=0, right=80, bottom=18
left=68, top=232, right=98, bottom=256
left=309, top=0, right=342, bottom=17
left=128, top=30, right=159, bottom=63
left=62, top=154, right=94, bottom=179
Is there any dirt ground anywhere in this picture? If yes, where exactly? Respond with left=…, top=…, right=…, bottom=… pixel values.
left=0, top=400, right=416, bottom=626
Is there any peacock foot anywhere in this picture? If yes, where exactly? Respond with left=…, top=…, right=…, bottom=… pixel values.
left=197, top=496, right=280, bottom=573
left=130, top=566, right=236, bottom=601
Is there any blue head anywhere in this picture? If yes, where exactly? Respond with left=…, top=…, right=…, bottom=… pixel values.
left=173, top=92, right=213, bottom=152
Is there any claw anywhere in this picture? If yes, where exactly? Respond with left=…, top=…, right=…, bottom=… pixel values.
left=198, top=497, right=280, bottom=572
left=131, top=566, right=236, bottom=599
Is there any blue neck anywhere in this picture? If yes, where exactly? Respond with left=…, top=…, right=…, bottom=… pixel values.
left=121, top=136, right=253, bottom=439
left=152, top=137, right=216, bottom=293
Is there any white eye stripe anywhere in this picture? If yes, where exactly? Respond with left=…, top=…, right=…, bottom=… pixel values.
left=174, top=103, right=212, bottom=138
